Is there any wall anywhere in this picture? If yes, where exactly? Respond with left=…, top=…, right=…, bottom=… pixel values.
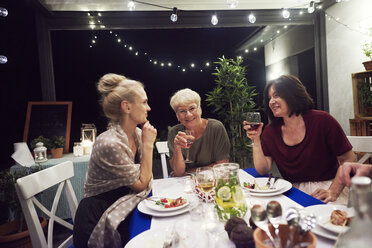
left=326, top=0, right=372, bottom=135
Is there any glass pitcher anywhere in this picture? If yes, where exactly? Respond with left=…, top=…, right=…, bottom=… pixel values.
left=213, top=163, right=247, bottom=221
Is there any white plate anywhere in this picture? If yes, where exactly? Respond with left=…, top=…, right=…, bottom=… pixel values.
left=144, top=197, right=189, bottom=212
left=137, top=200, right=190, bottom=217
left=125, top=229, right=166, bottom=248
left=245, top=179, right=292, bottom=197
left=303, top=204, right=354, bottom=235
left=242, top=177, right=284, bottom=193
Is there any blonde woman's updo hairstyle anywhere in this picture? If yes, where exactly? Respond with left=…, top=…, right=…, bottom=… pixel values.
left=97, top=73, right=144, bottom=122
left=170, top=88, right=201, bottom=112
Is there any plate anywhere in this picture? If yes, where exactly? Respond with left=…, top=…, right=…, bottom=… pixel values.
left=137, top=200, right=189, bottom=217
left=245, top=179, right=292, bottom=197
left=125, top=229, right=166, bottom=248
left=144, top=197, right=189, bottom=212
left=303, top=204, right=354, bottom=235
left=242, top=177, right=284, bottom=193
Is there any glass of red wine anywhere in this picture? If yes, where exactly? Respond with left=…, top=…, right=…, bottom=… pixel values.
left=245, top=111, right=261, bottom=147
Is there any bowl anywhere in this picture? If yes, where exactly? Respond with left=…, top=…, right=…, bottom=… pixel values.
left=253, top=224, right=317, bottom=248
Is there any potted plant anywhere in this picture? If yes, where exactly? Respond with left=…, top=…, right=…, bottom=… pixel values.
left=357, top=80, right=372, bottom=115
left=362, top=41, right=372, bottom=71
left=206, top=56, right=258, bottom=168
left=30, top=135, right=51, bottom=151
left=50, top=136, right=65, bottom=158
left=0, top=165, right=47, bottom=247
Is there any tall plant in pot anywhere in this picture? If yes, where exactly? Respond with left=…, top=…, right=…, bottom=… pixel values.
left=50, top=136, right=65, bottom=158
left=362, top=41, right=372, bottom=71
left=206, top=56, right=258, bottom=168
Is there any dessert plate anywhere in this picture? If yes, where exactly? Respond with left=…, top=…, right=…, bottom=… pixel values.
left=144, top=196, right=189, bottom=212
left=243, top=177, right=284, bottom=193
left=137, top=200, right=189, bottom=217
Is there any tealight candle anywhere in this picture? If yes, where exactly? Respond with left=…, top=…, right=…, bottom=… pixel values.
left=82, top=140, right=93, bottom=155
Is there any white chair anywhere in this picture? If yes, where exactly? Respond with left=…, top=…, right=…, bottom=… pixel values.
left=15, top=161, right=78, bottom=248
left=156, top=141, right=170, bottom=178
left=347, top=136, right=372, bottom=163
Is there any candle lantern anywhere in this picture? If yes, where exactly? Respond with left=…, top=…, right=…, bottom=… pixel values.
left=81, top=123, right=96, bottom=155
left=33, top=142, right=48, bottom=163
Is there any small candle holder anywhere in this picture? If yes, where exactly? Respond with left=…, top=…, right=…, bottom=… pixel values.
left=33, top=142, right=48, bottom=163
left=73, top=142, right=83, bottom=156
left=81, top=123, right=96, bottom=155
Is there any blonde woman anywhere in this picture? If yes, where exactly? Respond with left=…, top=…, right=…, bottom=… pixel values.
left=168, top=88, right=230, bottom=176
left=73, top=73, right=157, bottom=248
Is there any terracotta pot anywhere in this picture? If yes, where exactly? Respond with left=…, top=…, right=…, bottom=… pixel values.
left=0, top=217, right=47, bottom=248
left=51, top=147, right=63, bottom=158
left=363, top=60, right=372, bottom=71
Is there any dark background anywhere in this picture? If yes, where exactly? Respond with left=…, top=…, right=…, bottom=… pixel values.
left=0, top=0, right=316, bottom=170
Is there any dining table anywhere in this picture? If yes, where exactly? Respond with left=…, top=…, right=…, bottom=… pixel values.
left=127, top=168, right=340, bottom=247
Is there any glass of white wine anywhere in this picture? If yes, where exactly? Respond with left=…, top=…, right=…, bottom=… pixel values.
left=183, top=129, right=194, bottom=163
left=195, top=167, right=215, bottom=193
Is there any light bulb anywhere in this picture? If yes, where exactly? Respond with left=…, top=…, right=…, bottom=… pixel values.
left=282, top=9, right=290, bottom=19
left=336, top=0, right=341, bottom=2
left=170, top=7, right=178, bottom=22
left=127, top=0, right=135, bottom=11
left=248, top=13, right=256, bottom=24
left=0, top=55, right=8, bottom=64
left=211, top=14, right=218, bottom=25
left=0, top=7, right=8, bottom=17
left=227, top=0, right=238, bottom=9
left=308, top=1, right=315, bottom=13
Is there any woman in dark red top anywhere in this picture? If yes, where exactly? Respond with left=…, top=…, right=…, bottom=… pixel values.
left=243, top=75, right=355, bottom=204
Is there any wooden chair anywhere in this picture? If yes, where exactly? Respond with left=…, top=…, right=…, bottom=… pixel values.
left=347, top=136, right=372, bottom=163
left=155, top=141, right=170, bottom=178
left=15, top=161, right=78, bottom=248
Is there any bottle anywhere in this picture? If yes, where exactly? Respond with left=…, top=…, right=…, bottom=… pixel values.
left=335, top=176, right=372, bottom=248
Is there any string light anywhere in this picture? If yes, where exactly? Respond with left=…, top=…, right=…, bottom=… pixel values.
left=248, top=13, right=256, bottom=24
left=308, top=1, right=315, bottom=14
left=0, top=7, right=8, bottom=17
left=127, top=1, right=135, bottom=11
left=170, top=7, right=178, bottom=22
left=0, top=55, right=7, bottom=64
left=227, top=0, right=239, bottom=9
left=282, top=9, right=290, bottom=19
left=211, top=14, right=218, bottom=25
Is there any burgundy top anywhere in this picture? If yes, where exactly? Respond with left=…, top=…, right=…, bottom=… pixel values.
left=261, top=110, right=352, bottom=183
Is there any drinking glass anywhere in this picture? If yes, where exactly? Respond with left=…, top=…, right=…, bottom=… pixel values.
left=245, top=111, right=261, bottom=147
left=195, top=167, right=216, bottom=193
left=183, top=130, right=194, bottom=163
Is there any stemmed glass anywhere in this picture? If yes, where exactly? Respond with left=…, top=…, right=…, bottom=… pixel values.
left=183, top=130, right=194, bottom=163
left=195, top=167, right=215, bottom=193
left=245, top=111, right=261, bottom=147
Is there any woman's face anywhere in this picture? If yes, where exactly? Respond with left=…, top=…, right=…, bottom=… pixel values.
left=268, top=85, right=289, bottom=118
left=176, top=102, right=201, bottom=129
left=128, top=87, right=151, bottom=125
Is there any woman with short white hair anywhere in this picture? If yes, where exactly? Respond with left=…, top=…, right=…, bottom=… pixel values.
left=168, top=88, right=230, bottom=176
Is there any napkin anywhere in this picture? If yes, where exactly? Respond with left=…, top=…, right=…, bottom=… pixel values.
left=11, top=142, right=35, bottom=167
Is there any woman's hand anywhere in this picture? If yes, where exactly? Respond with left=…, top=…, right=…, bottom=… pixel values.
left=173, top=131, right=195, bottom=148
left=142, top=121, right=157, bottom=145
left=243, top=121, right=263, bottom=144
left=311, top=188, right=338, bottom=203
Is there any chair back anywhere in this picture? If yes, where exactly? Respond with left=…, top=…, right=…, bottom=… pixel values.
left=155, top=141, right=170, bottom=178
left=347, top=136, right=372, bottom=163
left=15, top=161, right=78, bottom=248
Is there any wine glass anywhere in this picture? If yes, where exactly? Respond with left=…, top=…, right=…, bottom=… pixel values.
left=183, top=130, right=194, bottom=163
left=195, top=167, right=215, bottom=193
left=245, top=111, right=261, bottom=147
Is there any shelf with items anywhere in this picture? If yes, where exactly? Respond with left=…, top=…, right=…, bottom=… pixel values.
left=352, top=70, right=372, bottom=119
left=349, top=118, right=372, bottom=136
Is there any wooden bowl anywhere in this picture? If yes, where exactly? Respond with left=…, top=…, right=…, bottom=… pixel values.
left=253, top=224, right=317, bottom=248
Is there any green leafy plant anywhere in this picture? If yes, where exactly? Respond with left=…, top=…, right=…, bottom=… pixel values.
left=362, top=42, right=372, bottom=60
left=206, top=56, right=258, bottom=167
left=358, top=81, right=372, bottom=107
left=0, top=165, right=44, bottom=225
left=30, top=136, right=51, bottom=150
left=50, top=135, right=65, bottom=149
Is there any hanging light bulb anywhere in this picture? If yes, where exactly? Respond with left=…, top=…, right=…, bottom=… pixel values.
left=170, top=7, right=178, bottom=22
left=248, top=13, right=256, bottom=24
left=308, top=1, right=315, bottom=13
left=282, top=9, right=290, bottom=19
left=0, top=7, right=8, bottom=17
left=211, top=14, right=218, bottom=25
left=127, top=0, right=135, bottom=11
left=227, top=0, right=238, bottom=9
left=0, top=55, right=8, bottom=64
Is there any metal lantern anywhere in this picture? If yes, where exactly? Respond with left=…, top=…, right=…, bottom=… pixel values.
left=81, top=123, right=96, bottom=155
left=33, top=142, right=48, bottom=163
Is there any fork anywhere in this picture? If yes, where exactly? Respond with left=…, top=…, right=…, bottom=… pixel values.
left=266, top=173, right=273, bottom=187
left=136, top=195, right=165, bottom=205
left=270, top=176, right=279, bottom=189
